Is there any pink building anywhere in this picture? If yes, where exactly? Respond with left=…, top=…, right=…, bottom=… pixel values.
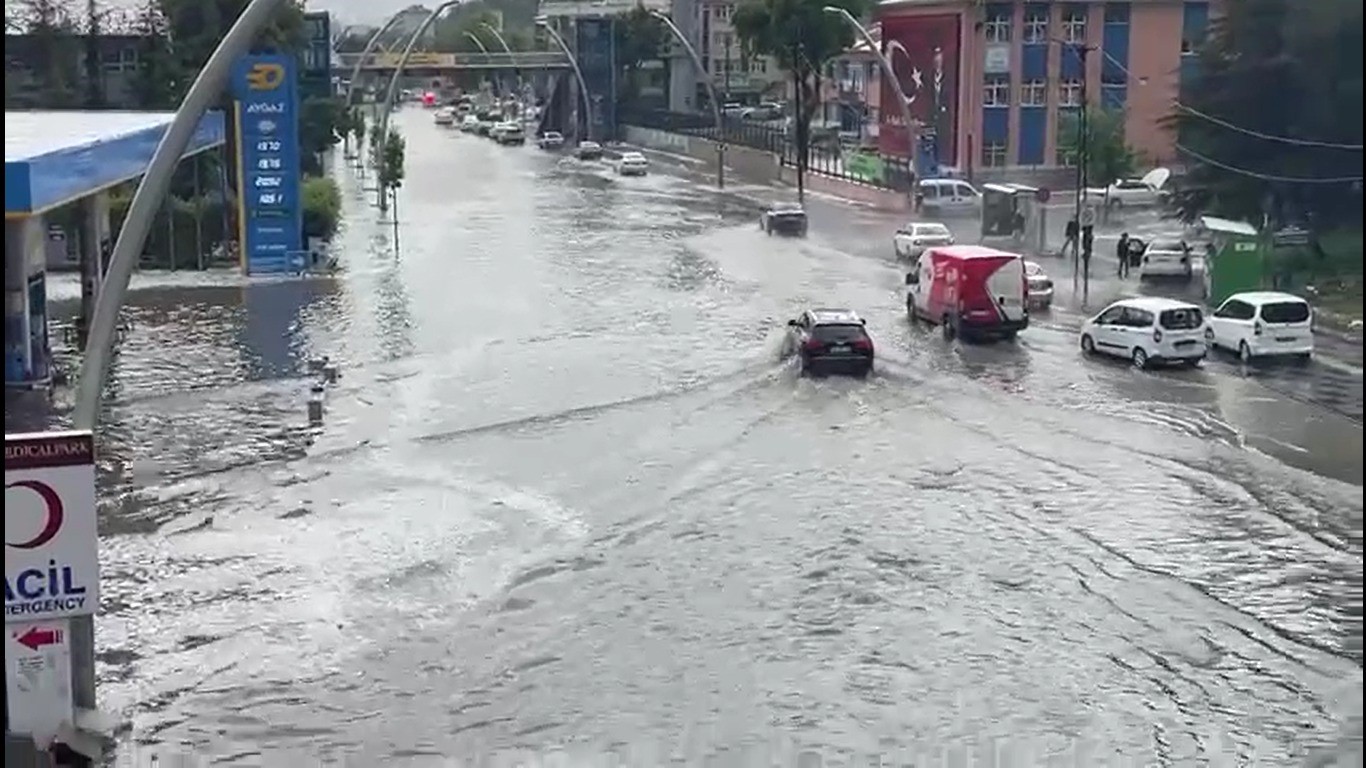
left=874, top=0, right=1215, bottom=174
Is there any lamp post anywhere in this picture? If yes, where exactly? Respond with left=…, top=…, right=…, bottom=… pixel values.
left=823, top=6, right=918, bottom=190
left=535, top=17, right=595, bottom=143
left=68, top=4, right=293, bottom=762
left=650, top=9, right=725, bottom=189
left=344, top=11, right=410, bottom=107
left=481, top=22, right=524, bottom=102
left=378, top=0, right=463, bottom=156
left=465, top=31, right=488, bottom=53
left=1054, top=37, right=1094, bottom=290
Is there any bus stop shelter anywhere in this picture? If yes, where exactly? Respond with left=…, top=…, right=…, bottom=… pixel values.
left=5, top=110, right=225, bottom=389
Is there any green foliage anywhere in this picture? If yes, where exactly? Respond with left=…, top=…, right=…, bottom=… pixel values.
left=1165, top=0, right=1363, bottom=227
left=350, top=108, right=367, bottom=148
left=299, top=96, right=345, bottom=174
left=614, top=6, right=668, bottom=105
left=301, top=176, right=342, bottom=241
left=434, top=9, right=508, bottom=53
left=1057, top=108, right=1137, bottom=189
left=380, top=131, right=408, bottom=193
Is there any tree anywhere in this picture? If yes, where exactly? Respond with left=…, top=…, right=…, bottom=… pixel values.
left=1164, top=0, right=1363, bottom=227
left=731, top=0, right=869, bottom=199
left=128, top=0, right=177, bottom=109
left=350, top=108, right=367, bottom=156
left=614, top=5, right=666, bottom=108
left=433, top=8, right=506, bottom=53
left=15, top=0, right=81, bottom=108
left=377, top=130, right=407, bottom=215
left=301, top=176, right=342, bottom=241
left=1058, top=107, right=1137, bottom=194
left=299, top=96, right=344, bottom=175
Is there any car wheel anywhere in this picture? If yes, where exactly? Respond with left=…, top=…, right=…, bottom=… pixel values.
left=942, top=315, right=957, bottom=341
left=907, top=297, right=919, bottom=323
left=1295, top=352, right=1312, bottom=365
left=1183, top=357, right=1203, bottom=368
left=1131, top=347, right=1150, bottom=369
left=1080, top=334, right=1096, bottom=355
left=1001, top=330, right=1019, bottom=342
left=1238, top=341, right=1254, bottom=364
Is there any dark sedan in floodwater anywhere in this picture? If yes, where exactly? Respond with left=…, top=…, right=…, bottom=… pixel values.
left=760, top=202, right=808, bottom=237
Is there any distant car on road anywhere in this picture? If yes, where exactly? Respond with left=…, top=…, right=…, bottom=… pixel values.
left=1206, top=291, right=1314, bottom=363
left=575, top=141, right=604, bottom=160
left=783, top=308, right=875, bottom=377
left=496, top=122, right=525, bottom=145
left=616, top=151, right=649, bottom=176
left=460, top=115, right=480, bottom=133
left=434, top=107, right=455, bottom=126
left=1080, top=297, right=1207, bottom=369
left=917, top=178, right=981, bottom=216
left=1088, top=168, right=1171, bottom=210
left=1138, top=238, right=1196, bottom=280
left=892, top=221, right=953, bottom=259
left=537, top=131, right=565, bottom=149
left=760, top=202, right=808, bottom=236
left=1023, top=260, right=1054, bottom=309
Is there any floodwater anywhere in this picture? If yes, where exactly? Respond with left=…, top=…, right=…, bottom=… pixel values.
left=6, top=110, right=1362, bottom=766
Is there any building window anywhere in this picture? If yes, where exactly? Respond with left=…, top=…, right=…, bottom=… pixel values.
left=750, top=58, right=767, bottom=74
left=713, top=4, right=733, bottom=21
left=984, top=11, right=1011, bottom=43
left=982, top=141, right=1009, bottom=168
left=1020, top=79, right=1047, bottom=106
left=1056, top=142, right=1077, bottom=167
left=1059, top=79, right=1082, bottom=107
left=983, top=75, right=1011, bottom=107
left=1104, top=3, right=1130, bottom=24
left=1023, top=10, right=1049, bottom=44
left=1062, top=7, right=1087, bottom=44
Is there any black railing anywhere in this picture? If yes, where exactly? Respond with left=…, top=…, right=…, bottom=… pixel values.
left=620, top=109, right=912, bottom=192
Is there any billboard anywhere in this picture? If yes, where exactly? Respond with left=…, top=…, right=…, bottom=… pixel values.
left=877, top=12, right=962, bottom=167
left=231, top=54, right=304, bottom=276
left=574, top=17, right=618, bottom=139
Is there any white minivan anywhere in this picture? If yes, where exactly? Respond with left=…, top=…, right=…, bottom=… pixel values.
left=917, top=178, right=980, bottom=216
left=1206, top=291, right=1313, bottom=362
left=1080, top=297, right=1208, bottom=368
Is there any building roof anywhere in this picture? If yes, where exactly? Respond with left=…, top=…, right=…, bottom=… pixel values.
left=5, top=110, right=226, bottom=217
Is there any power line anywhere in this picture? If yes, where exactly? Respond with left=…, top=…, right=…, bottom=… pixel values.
left=1174, top=104, right=1364, bottom=151
left=1175, top=143, right=1363, bottom=184
left=1089, top=46, right=1364, bottom=152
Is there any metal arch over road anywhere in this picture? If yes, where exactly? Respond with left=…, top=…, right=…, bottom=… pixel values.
left=335, top=51, right=571, bottom=72
left=4, top=111, right=226, bottom=219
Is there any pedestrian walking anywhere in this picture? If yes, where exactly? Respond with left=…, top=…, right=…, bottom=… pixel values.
left=1116, top=232, right=1131, bottom=278
left=1064, top=218, right=1079, bottom=260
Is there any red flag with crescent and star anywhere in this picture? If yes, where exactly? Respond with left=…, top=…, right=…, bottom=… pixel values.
left=876, top=12, right=962, bottom=162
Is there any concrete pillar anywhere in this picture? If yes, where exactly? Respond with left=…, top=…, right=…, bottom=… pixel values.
left=4, top=216, right=45, bottom=387
left=77, top=193, right=112, bottom=350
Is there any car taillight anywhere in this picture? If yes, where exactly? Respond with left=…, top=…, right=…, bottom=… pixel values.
left=803, top=338, right=824, bottom=351
left=1253, top=321, right=1263, bottom=336
left=1153, top=329, right=1164, bottom=343
left=852, top=338, right=873, bottom=352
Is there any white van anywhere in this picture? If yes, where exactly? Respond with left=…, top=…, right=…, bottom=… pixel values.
left=1207, top=291, right=1313, bottom=362
left=1080, top=297, right=1208, bottom=368
left=917, top=178, right=980, bottom=216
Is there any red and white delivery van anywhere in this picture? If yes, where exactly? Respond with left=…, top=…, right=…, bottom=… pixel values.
left=904, top=245, right=1030, bottom=341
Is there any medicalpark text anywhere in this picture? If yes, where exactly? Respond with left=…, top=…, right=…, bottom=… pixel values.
left=4, top=560, right=90, bottom=618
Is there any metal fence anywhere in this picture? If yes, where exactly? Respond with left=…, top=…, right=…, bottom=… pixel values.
left=620, top=109, right=912, bottom=191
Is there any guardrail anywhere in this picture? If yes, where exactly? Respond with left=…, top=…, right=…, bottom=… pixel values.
left=334, top=51, right=572, bottom=69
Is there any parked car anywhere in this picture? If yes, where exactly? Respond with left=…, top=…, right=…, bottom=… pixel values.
left=433, top=107, right=456, bottom=126
left=1206, top=291, right=1313, bottom=363
left=496, top=122, right=525, bottom=145
left=759, top=202, right=808, bottom=236
left=537, top=131, right=565, bottom=149
left=1080, top=297, right=1207, bottom=369
left=1138, top=238, right=1196, bottom=280
left=892, top=221, right=954, bottom=259
left=575, top=141, right=604, bottom=160
left=905, top=245, right=1029, bottom=342
left=917, top=178, right=981, bottom=216
left=1023, top=260, right=1054, bottom=309
left=1088, top=168, right=1171, bottom=209
left=783, top=308, right=875, bottom=377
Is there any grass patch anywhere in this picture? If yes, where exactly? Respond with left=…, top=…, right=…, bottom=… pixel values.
left=1270, top=226, right=1363, bottom=321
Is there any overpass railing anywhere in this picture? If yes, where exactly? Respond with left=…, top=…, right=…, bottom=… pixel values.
left=335, top=51, right=571, bottom=69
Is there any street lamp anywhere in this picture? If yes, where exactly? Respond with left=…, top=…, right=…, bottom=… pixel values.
left=481, top=22, right=525, bottom=100
left=535, top=16, right=595, bottom=143
left=344, top=11, right=411, bottom=107
left=465, top=30, right=489, bottom=53
left=649, top=9, right=725, bottom=189
left=1053, top=37, right=1094, bottom=285
left=379, top=0, right=464, bottom=155
left=823, top=6, right=919, bottom=186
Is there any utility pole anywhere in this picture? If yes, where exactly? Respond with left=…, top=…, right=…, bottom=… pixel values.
left=791, top=42, right=805, bottom=203
left=722, top=32, right=732, bottom=105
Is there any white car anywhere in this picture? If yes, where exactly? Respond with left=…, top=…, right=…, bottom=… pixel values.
left=496, top=122, right=525, bottom=145
left=1088, top=168, right=1171, bottom=209
left=537, top=131, right=565, bottom=149
left=917, top=178, right=981, bottom=216
left=892, top=221, right=954, bottom=259
left=1138, top=238, right=1197, bottom=280
left=576, top=141, right=604, bottom=160
left=1024, top=260, right=1054, bottom=309
left=1080, top=297, right=1208, bottom=369
left=1207, top=291, right=1314, bottom=363
left=460, top=115, right=480, bottom=132
left=616, top=151, right=649, bottom=176
left=434, top=107, right=455, bottom=126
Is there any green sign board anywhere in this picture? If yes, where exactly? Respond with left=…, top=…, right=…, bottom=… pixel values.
left=844, top=150, right=885, bottom=184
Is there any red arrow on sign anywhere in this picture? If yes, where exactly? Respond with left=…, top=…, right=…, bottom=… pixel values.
left=16, top=627, right=63, bottom=651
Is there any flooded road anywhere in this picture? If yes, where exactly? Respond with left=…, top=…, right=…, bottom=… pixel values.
left=7, top=110, right=1362, bottom=765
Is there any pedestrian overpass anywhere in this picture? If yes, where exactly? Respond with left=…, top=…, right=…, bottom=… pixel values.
left=4, top=110, right=225, bottom=389
left=335, top=51, right=572, bottom=77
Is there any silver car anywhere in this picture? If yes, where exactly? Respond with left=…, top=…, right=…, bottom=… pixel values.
left=1024, top=260, right=1054, bottom=309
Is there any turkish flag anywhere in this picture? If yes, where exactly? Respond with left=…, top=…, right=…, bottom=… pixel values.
left=877, top=13, right=961, bottom=161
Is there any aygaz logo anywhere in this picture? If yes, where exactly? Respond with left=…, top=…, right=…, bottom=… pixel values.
left=245, top=61, right=286, bottom=90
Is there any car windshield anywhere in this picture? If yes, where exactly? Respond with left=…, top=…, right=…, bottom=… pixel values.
left=772, top=204, right=804, bottom=215
left=1260, top=301, right=1311, bottom=323
left=915, top=224, right=950, bottom=237
left=1151, top=240, right=1187, bottom=252
left=1159, top=307, right=1204, bottom=330
left=812, top=323, right=867, bottom=342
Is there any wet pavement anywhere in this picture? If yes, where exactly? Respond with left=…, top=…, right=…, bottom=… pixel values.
left=6, top=110, right=1363, bottom=765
